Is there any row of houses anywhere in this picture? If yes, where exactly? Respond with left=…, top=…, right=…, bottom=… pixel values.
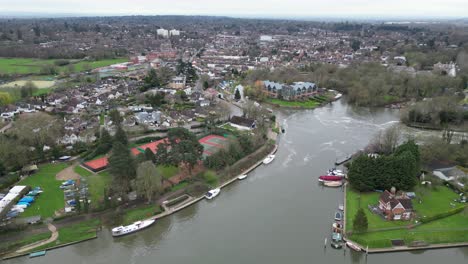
left=262, top=81, right=319, bottom=101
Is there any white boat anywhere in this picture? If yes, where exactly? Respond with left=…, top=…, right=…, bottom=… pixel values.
left=263, top=154, right=275, bottom=164
left=334, top=93, right=343, bottom=100
left=346, top=241, right=361, bottom=252
left=323, top=181, right=343, bottom=187
left=205, top=188, right=220, bottom=200
left=327, top=169, right=345, bottom=176
left=112, top=219, right=155, bottom=237
left=237, top=174, right=248, bottom=180
left=338, top=204, right=344, bottom=211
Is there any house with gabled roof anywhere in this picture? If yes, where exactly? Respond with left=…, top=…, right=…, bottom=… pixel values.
left=378, top=189, right=413, bottom=220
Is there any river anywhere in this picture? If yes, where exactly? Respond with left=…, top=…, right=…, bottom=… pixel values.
left=6, top=100, right=468, bottom=264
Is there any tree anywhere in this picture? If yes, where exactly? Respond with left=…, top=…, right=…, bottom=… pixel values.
left=109, top=109, right=123, bottom=126
left=135, top=161, right=163, bottom=202
left=144, top=147, right=156, bottom=163
left=350, top=39, right=361, bottom=51
left=142, top=68, right=160, bottom=91
left=0, top=160, right=5, bottom=176
left=353, top=208, right=368, bottom=232
left=155, top=142, right=170, bottom=165
left=234, top=89, right=241, bottom=101
left=108, top=142, right=136, bottom=193
left=114, top=126, right=128, bottom=146
left=203, top=80, right=209, bottom=90
left=94, top=128, right=112, bottom=156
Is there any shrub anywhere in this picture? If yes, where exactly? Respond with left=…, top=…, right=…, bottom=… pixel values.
left=203, top=170, right=218, bottom=186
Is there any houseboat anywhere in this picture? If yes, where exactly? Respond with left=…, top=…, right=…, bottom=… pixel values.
left=112, top=219, right=155, bottom=237
left=205, top=188, right=221, bottom=200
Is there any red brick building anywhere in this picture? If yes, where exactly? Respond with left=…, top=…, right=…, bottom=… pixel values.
left=378, top=190, right=413, bottom=220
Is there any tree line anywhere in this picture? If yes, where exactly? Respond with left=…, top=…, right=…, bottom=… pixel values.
left=348, top=140, right=421, bottom=192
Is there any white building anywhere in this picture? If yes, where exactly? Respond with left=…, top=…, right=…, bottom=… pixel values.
left=169, top=29, right=180, bottom=36
left=157, top=28, right=169, bottom=38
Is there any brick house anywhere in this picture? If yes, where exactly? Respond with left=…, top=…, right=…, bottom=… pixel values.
left=378, top=190, right=413, bottom=220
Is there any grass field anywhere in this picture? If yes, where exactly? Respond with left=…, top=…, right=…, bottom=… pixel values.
left=0, top=232, right=51, bottom=254
left=0, top=57, right=127, bottom=75
left=0, top=80, right=56, bottom=89
left=122, top=205, right=162, bottom=225
left=33, top=219, right=100, bottom=252
left=19, top=163, right=68, bottom=219
left=74, top=166, right=111, bottom=207
left=266, top=98, right=321, bottom=108
left=346, top=186, right=468, bottom=248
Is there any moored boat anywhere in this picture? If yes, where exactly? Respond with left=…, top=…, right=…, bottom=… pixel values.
left=29, top=250, right=46, bottom=258
left=324, top=181, right=343, bottom=187
left=263, top=154, right=275, bottom=164
left=346, top=241, right=362, bottom=251
left=334, top=211, right=343, bottom=221
left=205, top=188, right=221, bottom=199
left=331, top=241, right=342, bottom=249
left=318, top=175, right=343, bottom=182
left=237, top=174, right=247, bottom=180
left=112, top=219, right=155, bottom=237
left=335, top=155, right=352, bottom=165
left=338, top=204, right=344, bottom=211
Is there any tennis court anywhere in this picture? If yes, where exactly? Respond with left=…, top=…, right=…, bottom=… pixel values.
left=199, top=134, right=231, bottom=157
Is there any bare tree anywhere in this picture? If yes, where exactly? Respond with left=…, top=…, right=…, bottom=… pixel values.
left=371, top=124, right=401, bottom=154
left=135, top=161, right=163, bottom=203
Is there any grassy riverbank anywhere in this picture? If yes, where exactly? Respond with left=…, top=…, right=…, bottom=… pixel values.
left=346, top=186, right=468, bottom=248
left=0, top=232, right=51, bottom=255
left=32, top=219, right=100, bottom=252
left=122, top=205, right=163, bottom=225
left=265, top=98, right=321, bottom=108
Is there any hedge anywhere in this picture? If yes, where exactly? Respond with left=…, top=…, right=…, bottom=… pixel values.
left=134, top=136, right=164, bottom=144
left=419, top=206, right=466, bottom=224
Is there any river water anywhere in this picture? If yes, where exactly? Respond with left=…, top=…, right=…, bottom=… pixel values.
left=7, top=100, right=468, bottom=264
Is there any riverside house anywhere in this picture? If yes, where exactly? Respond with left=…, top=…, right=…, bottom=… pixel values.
left=262, top=81, right=318, bottom=101
left=378, top=190, right=413, bottom=220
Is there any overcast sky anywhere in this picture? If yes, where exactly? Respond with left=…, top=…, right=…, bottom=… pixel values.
left=1, top=0, right=467, bottom=19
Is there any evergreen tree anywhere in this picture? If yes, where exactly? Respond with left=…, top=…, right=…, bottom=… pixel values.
left=108, top=142, right=136, bottom=193
left=144, top=148, right=156, bottom=163
left=114, top=126, right=128, bottom=146
left=109, top=109, right=123, bottom=126
left=155, top=143, right=170, bottom=165
left=353, top=208, right=368, bottom=232
left=0, top=160, right=5, bottom=176
left=234, top=89, right=241, bottom=100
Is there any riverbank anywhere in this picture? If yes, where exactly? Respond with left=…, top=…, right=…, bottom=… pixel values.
left=1, top=142, right=278, bottom=260
left=343, top=184, right=468, bottom=253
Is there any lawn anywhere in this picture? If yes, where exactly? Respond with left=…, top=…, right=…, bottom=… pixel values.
left=122, top=205, right=162, bottom=225
left=32, top=219, right=100, bottom=252
left=0, top=57, right=127, bottom=75
left=19, top=163, right=68, bottom=219
left=346, top=186, right=468, bottom=248
left=0, top=232, right=51, bottom=254
left=158, top=165, right=179, bottom=180
left=75, top=166, right=112, bottom=207
left=345, top=188, right=407, bottom=231
left=266, top=98, right=321, bottom=108
left=0, top=80, right=56, bottom=89
left=413, top=185, right=463, bottom=218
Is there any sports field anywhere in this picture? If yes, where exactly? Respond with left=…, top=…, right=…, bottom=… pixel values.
left=199, top=134, right=231, bottom=157
left=0, top=57, right=127, bottom=75
left=0, top=80, right=56, bottom=89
